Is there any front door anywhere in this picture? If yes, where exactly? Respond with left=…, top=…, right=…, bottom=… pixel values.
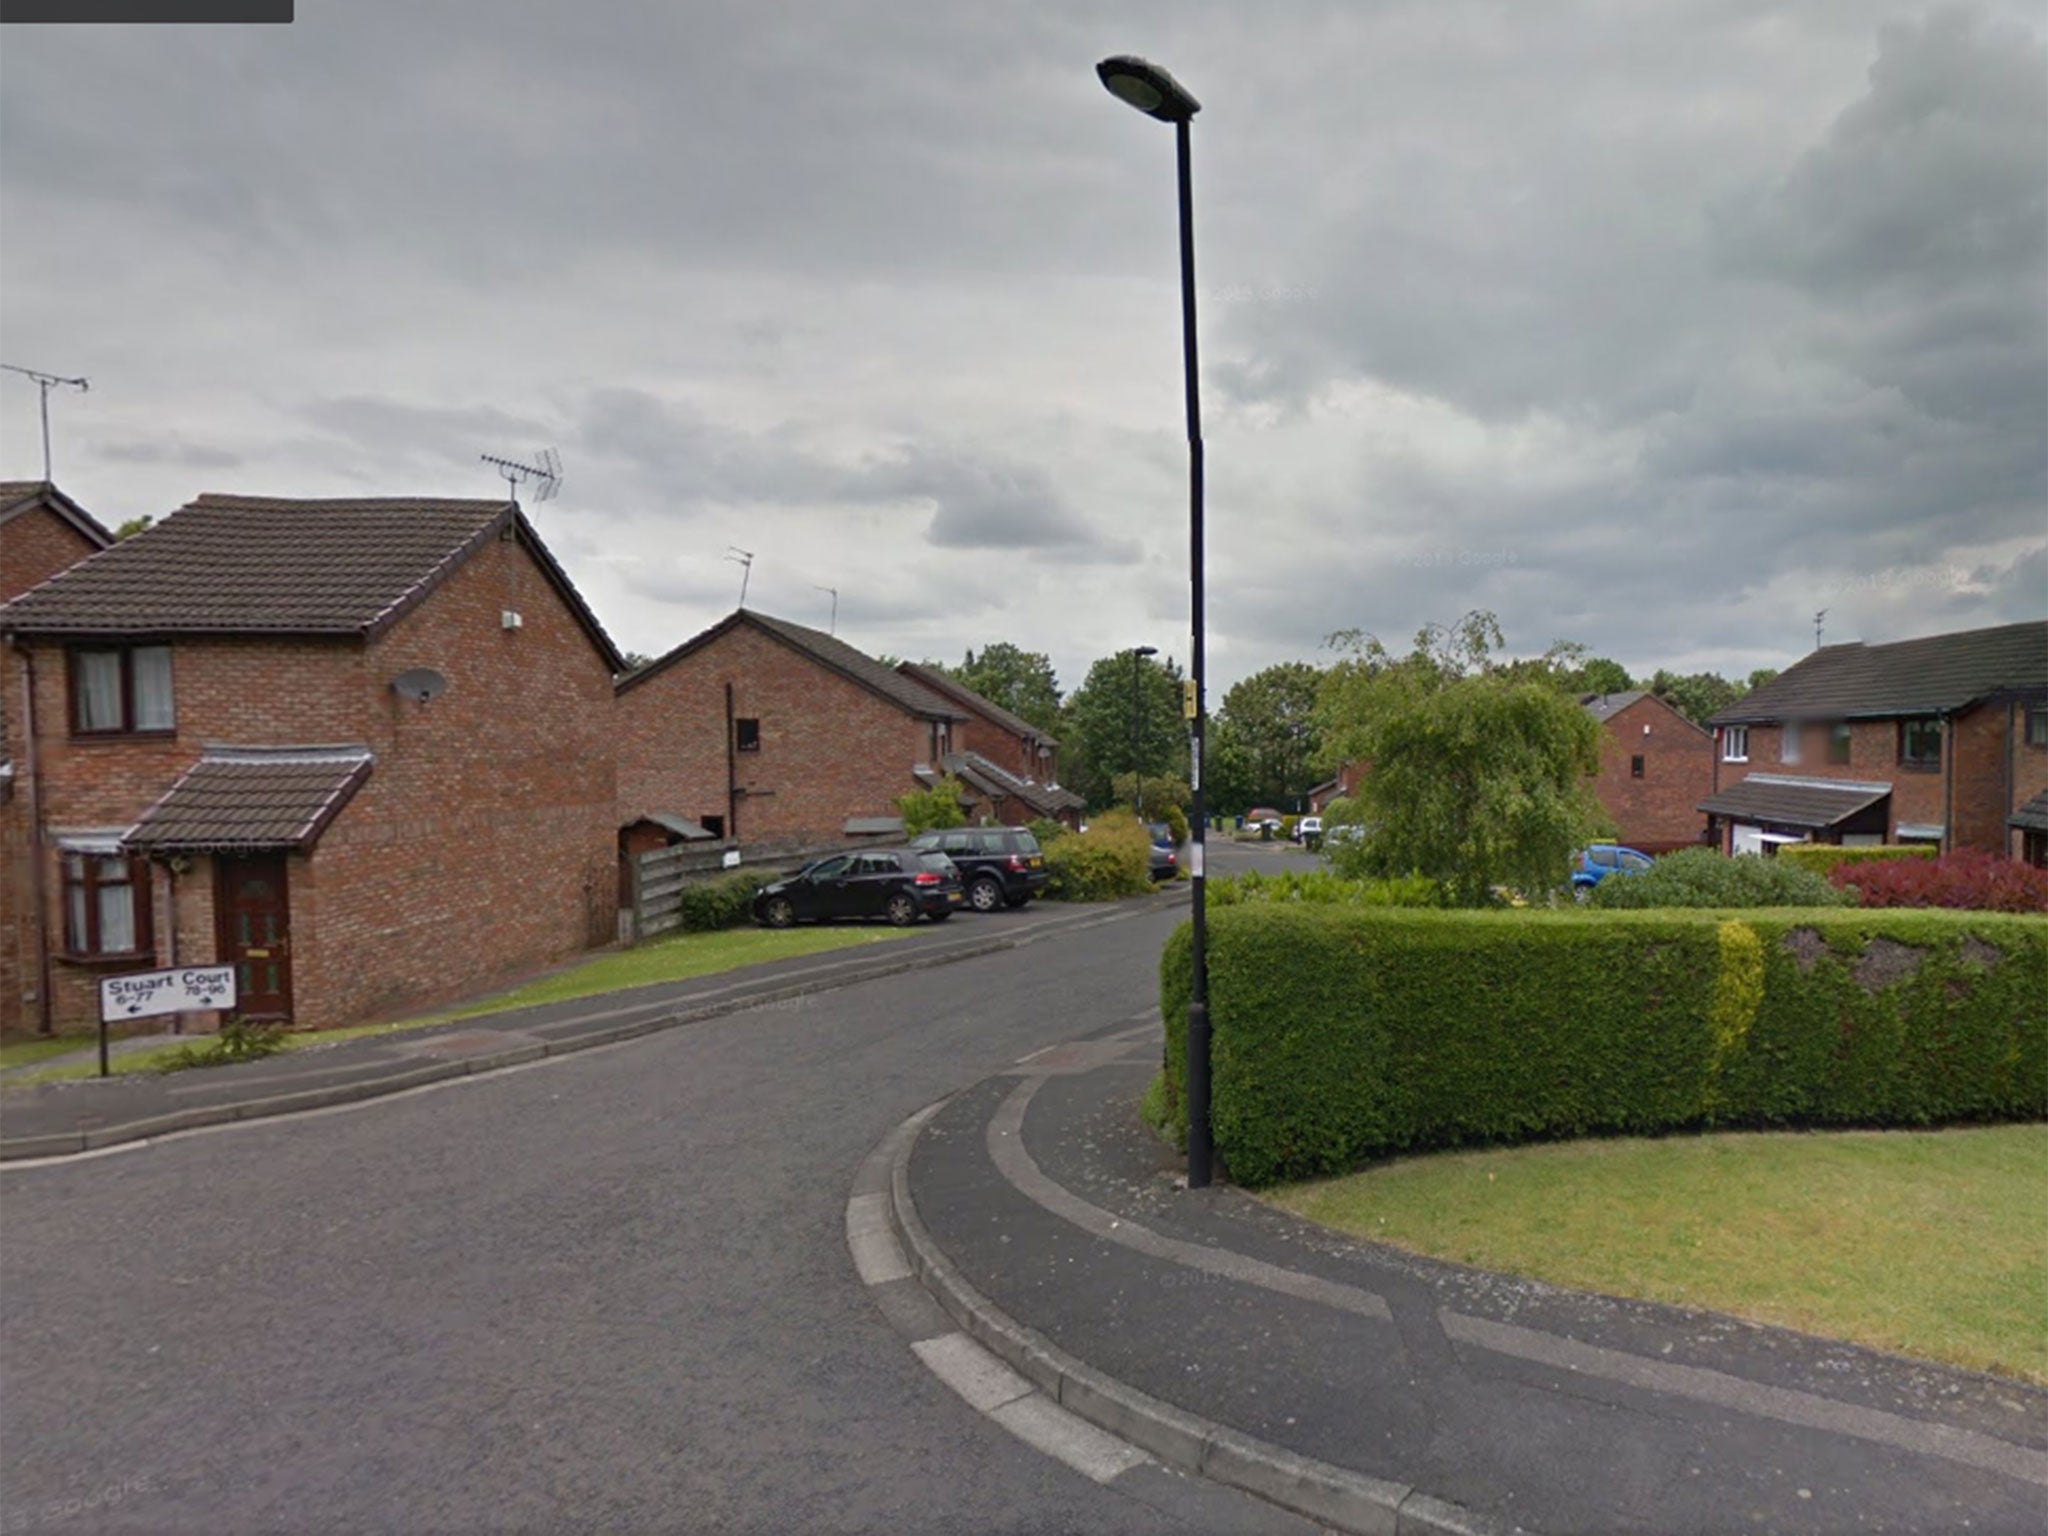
left=217, top=854, right=293, bottom=1023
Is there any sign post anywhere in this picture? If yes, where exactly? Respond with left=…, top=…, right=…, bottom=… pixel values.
left=96, top=966, right=237, bottom=1077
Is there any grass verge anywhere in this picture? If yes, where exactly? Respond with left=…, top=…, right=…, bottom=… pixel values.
left=1264, top=1124, right=2048, bottom=1384
left=3, top=925, right=911, bottom=1088
left=0, top=1035, right=108, bottom=1073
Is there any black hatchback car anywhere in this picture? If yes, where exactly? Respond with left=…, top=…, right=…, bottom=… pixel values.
left=909, top=826, right=1048, bottom=912
left=753, top=848, right=963, bottom=927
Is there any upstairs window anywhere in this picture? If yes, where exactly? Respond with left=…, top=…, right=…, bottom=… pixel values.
left=1721, top=726, right=1748, bottom=762
left=71, top=645, right=175, bottom=736
left=735, top=717, right=760, bottom=752
left=1828, top=724, right=1853, bottom=765
left=1630, top=755, right=1645, bottom=779
left=1899, top=718, right=1941, bottom=769
left=1779, top=723, right=1803, bottom=765
left=2028, top=706, right=2048, bottom=749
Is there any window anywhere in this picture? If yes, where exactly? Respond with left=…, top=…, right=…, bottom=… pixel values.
left=735, top=718, right=760, bottom=752
left=62, top=852, right=152, bottom=957
left=1630, top=755, right=1645, bottom=779
left=807, top=855, right=851, bottom=880
left=699, top=814, right=725, bottom=839
left=1779, top=723, right=1802, bottom=765
left=2025, top=829, right=2047, bottom=869
left=1899, top=718, right=1941, bottom=769
left=1827, top=724, right=1852, bottom=765
left=2028, top=706, right=2048, bottom=749
left=70, top=645, right=174, bottom=735
left=1722, top=726, right=1748, bottom=762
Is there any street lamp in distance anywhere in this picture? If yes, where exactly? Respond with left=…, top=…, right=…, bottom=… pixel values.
left=1098, top=52, right=1212, bottom=1190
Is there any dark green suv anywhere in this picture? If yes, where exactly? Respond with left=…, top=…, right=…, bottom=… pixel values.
left=909, top=826, right=1048, bottom=912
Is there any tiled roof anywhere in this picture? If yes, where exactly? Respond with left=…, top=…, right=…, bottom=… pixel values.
left=124, top=746, right=373, bottom=853
left=0, top=493, right=624, bottom=668
left=939, top=751, right=1084, bottom=817
left=2010, top=790, right=2048, bottom=833
left=1, top=481, right=114, bottom=548
left=1710, top=621, right=2048, bottom=726
left=1696, top=774, right=1891, bottom=830
left=622, top=609, right=965, bottom=721
left=1579, top=690, right=1647, bottom=723
left=898, top=662, right=1059, bottom=746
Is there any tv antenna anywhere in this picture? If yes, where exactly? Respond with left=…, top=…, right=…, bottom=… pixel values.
left=726, top=547, right=756, bottom=607
left=480, top=448, right=562, bottom=506
left=1814, top=608, right=1828, bottom=649
left=812, top=584, right=838, bottom=635
left=2, top=363, right=90, bottom=482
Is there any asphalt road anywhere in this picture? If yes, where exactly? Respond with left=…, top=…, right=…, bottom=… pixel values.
left=0, top=862, right=1278, bottom=1536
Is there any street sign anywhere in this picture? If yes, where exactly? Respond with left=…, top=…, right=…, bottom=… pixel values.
left=98, top=965, right=236, bottom=1023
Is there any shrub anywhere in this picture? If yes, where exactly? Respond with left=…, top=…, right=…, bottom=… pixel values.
left=1207, top=869, right=1441, bottom=909
left=159, top=1019, right=288, bottom=1073
left=1027, top=817, right=1070, bottom=848
left=1835, top=850, right=2048, bottom=914
left=1776, top=843, right=1936, bottom=877
left=1043, top=809, right=1152, bottom=900
left=897, top=776, right=968, bottom=838
left=680, top=870, right=765, bottom=931
left=1159, top=905, right=2046, bottom=1186
left=1160, top=803, right=1189, bottom=847
left=1589, top=846, right=1849, bottom=909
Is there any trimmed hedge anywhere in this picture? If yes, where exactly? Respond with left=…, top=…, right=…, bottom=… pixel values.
left=1777, top=843, right=1937, bottom=875
left=1833, top=850, right=2048, bottom=914
left=1589, top=846, right=1849, bottom=908
left=1159, top=905, right=2047, bottom=1186
left=1207, top=869, right=1441, bottom=909
left=1044, top=809, right=1152, bottom=900
left=681, top=870, right=767, bottom=931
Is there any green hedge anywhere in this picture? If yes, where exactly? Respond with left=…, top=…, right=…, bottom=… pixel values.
left=1589, top=846, right=1849, bottom=908
left=1159, top=905, right=2048, bottom=1186
left=681, top=870, right=767, bottom=931
left=1777, top=843, right=1938, bottom=875
left=1044, top=810, right=1152, bottom=900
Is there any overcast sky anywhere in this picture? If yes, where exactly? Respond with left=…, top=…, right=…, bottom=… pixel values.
left=3, top=1, right=2042, bottom=696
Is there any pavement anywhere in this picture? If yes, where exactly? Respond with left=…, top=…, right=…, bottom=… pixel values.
left=870, top=1016, right=2048, bottom=1536
left=0, top=890, right=1187, bottom=1162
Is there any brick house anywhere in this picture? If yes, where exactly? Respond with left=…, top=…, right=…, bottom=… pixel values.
left=895, top=662, right=1084, bottom=827
left=615, top=608, right=968, bottom=851
left=1700, top=620, right=2048, bottom=858
left=1578, top=690, right=1713, bottom=853
left=2, top=483, right=116, bottom=1035
left=1306, top=761, right=1366, bottom=814
left=0, top=493, right=624, bottom=1037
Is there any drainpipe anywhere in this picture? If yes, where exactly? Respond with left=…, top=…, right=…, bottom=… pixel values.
left=17, top=642, right=53, bottom=1035
left=2006, top=700, right=2017, bottom=858
left=724, top=681, right=739, bottom=841
left=1942, top=711, right=1954, bottom=856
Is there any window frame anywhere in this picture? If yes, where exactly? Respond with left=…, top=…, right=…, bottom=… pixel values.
left=1779, top=722, right=1802, bottom=765
left=1898, top=718, right=1942, bottom=771
left=60, top=849, right=154, bottom=960
left=1827, top=723, right=1853, bottom=766
left=1630, top=754, right=1645, bottom=779
left=1721, top=725, right=1748, bottom=763
left=735, top=717, right=761, bottom=753
left=67, top=643, right=176, bottom=738
left=2027, top=706, right=2048, bottom=749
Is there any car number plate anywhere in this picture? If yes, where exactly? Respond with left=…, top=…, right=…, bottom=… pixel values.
left=948, top=891, right=963, bottom=903
left=1029, top=856, right=1042, bottom=868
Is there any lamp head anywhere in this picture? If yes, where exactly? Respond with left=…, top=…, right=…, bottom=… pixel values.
left=1096, top=55, right=1200, bottom=123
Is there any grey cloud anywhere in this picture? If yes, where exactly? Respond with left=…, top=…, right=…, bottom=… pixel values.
left=98, top=440, right=243, bottom=470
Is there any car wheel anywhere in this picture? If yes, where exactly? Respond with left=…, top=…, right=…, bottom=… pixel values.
left=762, top=896, right=796, bottom=928
left=886, top=893, right=920, bottom=926
left=969, top=876, right=1004, bottom=913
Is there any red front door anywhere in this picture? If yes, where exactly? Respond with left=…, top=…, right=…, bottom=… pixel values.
left=216, top=854, right=293, bottom=1024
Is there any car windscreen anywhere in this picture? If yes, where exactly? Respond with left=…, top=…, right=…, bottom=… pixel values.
left=916, top=852, right=956, bottom=875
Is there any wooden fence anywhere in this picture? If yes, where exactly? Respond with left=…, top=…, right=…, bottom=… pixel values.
left=622, top=832, right=897, bottom=943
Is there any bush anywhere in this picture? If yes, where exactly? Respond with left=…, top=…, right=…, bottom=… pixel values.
left=1160, top=804, right=1189, bottom=847
left=1159, top=905, right=2047, bottom=1186
left=681, top=870, right=765, bottom=931
left=1834, top=850, right=2048, bottom=914
left=1043, top=809, right=1152, bottom=900
left=1589, top=846, right=1849, bottom=909
left=1207, top=869, right=1442, bottom=909
left=1027, top=817, right=1070, bottom=848
left=897, top=776, right=967, bottom=838
left=1776, top=843, right=1937, bottom=876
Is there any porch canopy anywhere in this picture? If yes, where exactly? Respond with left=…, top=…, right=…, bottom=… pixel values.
left=1697, top=774, right=1890, bottom=832
left=124, top=746, right=373, bottom=854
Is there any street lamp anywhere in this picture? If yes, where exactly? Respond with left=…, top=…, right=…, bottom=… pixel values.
left=1098, top=53, right=1213, bottom=1188
left=1129, top=645, right=1158, bottom=819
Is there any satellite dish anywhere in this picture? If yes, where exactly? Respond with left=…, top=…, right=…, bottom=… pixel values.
left=391, top=667, right=449, bottom=704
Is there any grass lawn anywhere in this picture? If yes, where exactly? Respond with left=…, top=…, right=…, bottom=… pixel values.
left=1264, top=1124, right=2048, bottom=1384
left=2, top=924, right=910, bottom=1087
left=0, top=1035, right=108, bottom=1073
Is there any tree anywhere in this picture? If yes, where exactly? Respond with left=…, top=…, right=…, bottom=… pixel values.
left=1110, top=772, right=1190, bottom=818
left=1213, top=661, right=1324, bottom=811
left=1570, top=657, right=1634, bottom=696
left=618, top=651, right=655, bottom=672
left=945, top=644, right=1064, bottom=735
left=1317, top=615, right=1606, bottom=905
left=1060, top=651, right=1185, bottom=810
left=1746, top=667, right=1780, bottom=694
left=114, top=514, right=154, bottom=540
left=1647, top=669, right=1744, bottom=727
left=897, top=776, right=967, bottom=837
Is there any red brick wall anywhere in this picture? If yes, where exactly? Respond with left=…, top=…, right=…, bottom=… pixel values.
left=616, top=621, right=933, bottom=845
left=4, top=533, right=618, bottom=1035
left=1587, top=696, right=1713, bottom=851
left=1, top=504, right=104, bottom=603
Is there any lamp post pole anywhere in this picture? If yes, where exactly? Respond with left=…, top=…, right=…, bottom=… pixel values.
left=1098, top=55, right=1212, bottom=1188
left=1130, top=644, right=1157, bottom=819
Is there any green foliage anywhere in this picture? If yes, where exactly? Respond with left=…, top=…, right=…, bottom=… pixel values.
left=1160, top=803, right=1189, bottom=847
left=1589, top=847, right=1850, bottom=909
left=113, top=514, right=155, bottom=540
left=1063, top=651, right=1185, bottom=809
left=1159, top=906, right=2048, bottom=1186
left=1043, top=809, right=1152, bottom=900
left=159, top=1019, right=288, bottom=1073
left=1213, top=661, right=1326, bottom=812
left=1317, top=622, right=1606, bottom=905
left=681, top=870, right=766, bottom=931
left=1570, top=657, right=1634, bottom=695
left=1206, top=868, right=1442, bottom=909
left=945, top=643, right=1064, bottom=735
left=1026, top=817, right=1070, bottom=847
left=1646, top=668, right=1745, bottom=727
left=1776, top=844, right=1937, bottom=875
left=1140, top=1070, right=1181, bottom=1149
left=1110, top=772, right=1191, bottom=816
left=896, top=776, right=967, bottom=838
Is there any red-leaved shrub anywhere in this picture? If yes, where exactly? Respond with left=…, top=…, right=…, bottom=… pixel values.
left=1831, top=849, right=2048, bottom=913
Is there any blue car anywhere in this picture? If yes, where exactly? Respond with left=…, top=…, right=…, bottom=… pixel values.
left=1571, top=843, right=1652, bottom=898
